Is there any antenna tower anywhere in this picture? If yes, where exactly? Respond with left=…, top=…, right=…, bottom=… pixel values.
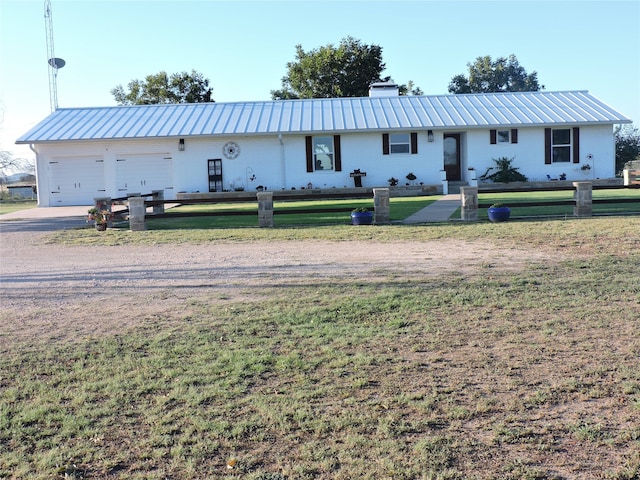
left=44, top=0, right=65, bottom=111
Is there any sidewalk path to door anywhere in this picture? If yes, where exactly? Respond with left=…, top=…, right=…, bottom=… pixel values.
left=402, top=194, right=461, bottom=223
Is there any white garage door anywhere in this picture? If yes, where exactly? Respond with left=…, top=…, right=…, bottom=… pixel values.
left=49, top=157, right=106, bottom=206
left=116, top=155, right=174, bottom=199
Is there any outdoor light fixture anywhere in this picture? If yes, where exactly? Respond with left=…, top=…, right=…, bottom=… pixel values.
left=178, top=138, right=185, bottom=151
left=427, top=130, right=434, bottom=142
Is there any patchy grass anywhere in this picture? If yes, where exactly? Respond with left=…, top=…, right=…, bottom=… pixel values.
left=0, top=199, right=36, bottom=215
left=2, top=217, right=640, bottom=479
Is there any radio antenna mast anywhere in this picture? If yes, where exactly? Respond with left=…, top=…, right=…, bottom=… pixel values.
left=44, top=0, right=65, bottom=111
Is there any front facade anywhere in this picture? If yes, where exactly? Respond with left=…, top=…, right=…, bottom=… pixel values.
left=17, top=89, right=631, bottom=207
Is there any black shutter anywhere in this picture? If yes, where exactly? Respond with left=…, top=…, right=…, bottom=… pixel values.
left=410, top=132, right=418, bottom=154
left=305, top=136, right=313, bottom=172
left=333, top=135, right=342, bottom=171
left=511, top=129, right=518, bottom=144
left=544, top=128, right=552, bottom=165
left=573, top=127, right=580, bottom=163
left=490, top=129, right=497, bottom=144
left=382, top=133, right=390, bottom=155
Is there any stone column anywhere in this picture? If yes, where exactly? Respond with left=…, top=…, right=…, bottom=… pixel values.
left=128, top=196, right=147, bottom=231
left=93, top=197, right=112, bottom=227
left=257, top=191, right=274, bottom=227
left=373, top=188, right=390, bottom=224
left=460, top=186, right=478, bottom=222
left=151, top=190, right=165, bottom=214
left=573, top=181, right=592, bottom=217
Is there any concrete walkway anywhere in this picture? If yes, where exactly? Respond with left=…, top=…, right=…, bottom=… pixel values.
left=402, top=194, right=461, bottom=223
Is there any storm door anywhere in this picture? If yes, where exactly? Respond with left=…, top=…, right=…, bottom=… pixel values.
left=443, top=134, right=461, bottom=181
left=208, top=159, right=223, bottom=192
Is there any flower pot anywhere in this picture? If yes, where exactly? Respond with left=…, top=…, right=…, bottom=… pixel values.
left=95, top=223, right=107, bottom=231
left=487, top=206, right=511, bottom=222
left=351, top=211, right=373, bottom=225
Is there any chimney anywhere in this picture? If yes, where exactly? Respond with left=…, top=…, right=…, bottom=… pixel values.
left=369, top=81, right=400, bottom=97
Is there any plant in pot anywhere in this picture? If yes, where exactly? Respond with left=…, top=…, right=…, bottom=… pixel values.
left=479, top=156, right=527, bottom=183
left=87, top=207, right=113, bottom=231
left=487, top=203, right=511, bottom=222
left=351, top=207, right=373, bottom=225
left=388, top=177, right=398, bottom=187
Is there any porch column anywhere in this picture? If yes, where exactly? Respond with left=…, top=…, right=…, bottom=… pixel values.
left=257, top=191, right=274, bottom=227
left=128, top=196, right=147, bottom=231
left=460, top=186, right=478, bottom=222
left=440, top=170, right=449, bottom=195
left=373, top=188, right=390, bottom=224
left=573, top=181, right=592, bottom=217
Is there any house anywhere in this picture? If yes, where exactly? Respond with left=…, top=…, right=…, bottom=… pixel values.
left=16, top=85, right=631, bottom=207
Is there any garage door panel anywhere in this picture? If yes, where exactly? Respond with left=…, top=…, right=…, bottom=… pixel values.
left=49, top=157, right=105, bottom=206
left=116, top=155, right=173, bottom=198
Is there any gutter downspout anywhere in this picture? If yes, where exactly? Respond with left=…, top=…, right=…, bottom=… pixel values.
left=279, top=134, right=286, bottom=189
left=28, top=144, right=41, bottom=206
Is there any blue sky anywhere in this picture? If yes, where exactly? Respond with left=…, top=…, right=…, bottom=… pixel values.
left=1, top=0, right=638, bottom=163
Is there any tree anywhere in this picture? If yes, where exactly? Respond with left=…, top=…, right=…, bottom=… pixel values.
left=271, top=37, right=421, bottom=100
left=448, top=54, right=543, bottom=94
left=111, top=70, right=213, bottom=105
left=615, top=124, right=640, bottom=175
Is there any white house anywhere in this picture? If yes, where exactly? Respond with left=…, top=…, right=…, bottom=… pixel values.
left=16, top=86, right=631, bottom=207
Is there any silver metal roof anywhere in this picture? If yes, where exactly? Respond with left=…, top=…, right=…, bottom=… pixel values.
left=16, top=90, right=631, bottom=144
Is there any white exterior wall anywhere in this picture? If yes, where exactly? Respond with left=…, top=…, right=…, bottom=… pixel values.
left=31, top=124, right=617, bottom=206
left=463, top=124, right=615, bottom=182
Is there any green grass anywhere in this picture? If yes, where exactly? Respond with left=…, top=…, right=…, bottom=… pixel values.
left=0, top=199, right=36, bottom=215
left=477, top=188, right=640, bottom=218
left=3, top=217, right=640, bottom=478
left=146, top=196, right=437, bottom=229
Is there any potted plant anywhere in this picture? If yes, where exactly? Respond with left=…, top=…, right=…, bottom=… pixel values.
left=487, top=203, right=511, bottom=222
left=87, top=207, right=113, bottom=231
left=351, top=207, right=373, bottom=225
left=388, top=177, right=398, bottom=187
left=406, top=172, right=417, bottom=185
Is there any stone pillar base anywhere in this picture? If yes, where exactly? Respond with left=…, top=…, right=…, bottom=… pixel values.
left=257, top=191, right=274, bottom=227
left=373, top=188, right=390, bottom=224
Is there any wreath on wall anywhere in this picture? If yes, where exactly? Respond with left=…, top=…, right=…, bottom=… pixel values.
left=223, top=141, right=240, bottom=159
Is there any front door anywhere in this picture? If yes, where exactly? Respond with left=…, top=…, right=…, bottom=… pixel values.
left=443, top=134, right=461, bottom=181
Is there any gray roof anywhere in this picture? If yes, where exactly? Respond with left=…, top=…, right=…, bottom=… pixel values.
left=16, top=90, right=631, bottom=144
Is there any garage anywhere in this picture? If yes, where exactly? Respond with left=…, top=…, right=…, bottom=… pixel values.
left=48, top=156, right=105, bottom=206
left=115, top=154, right=174, bottom=199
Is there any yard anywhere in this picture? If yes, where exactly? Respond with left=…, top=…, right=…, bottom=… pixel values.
left=0, top=212, right=639, bottom=478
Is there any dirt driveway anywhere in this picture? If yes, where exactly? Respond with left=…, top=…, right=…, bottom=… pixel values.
left=0, top=230, right=547, bottom=348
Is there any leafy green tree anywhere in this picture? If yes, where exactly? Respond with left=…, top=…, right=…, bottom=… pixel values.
left=111, top=70, right=213, bottom=105
left=615, top=124, right=640, bottom=175
left=271, top=36, right=421, bottom=99
left=448, top=54, right=543, bottom=94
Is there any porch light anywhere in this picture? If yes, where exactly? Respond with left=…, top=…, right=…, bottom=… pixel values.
left=178, top=138, right=185, bottom=151
left=427, top=130, right=434, bottom=142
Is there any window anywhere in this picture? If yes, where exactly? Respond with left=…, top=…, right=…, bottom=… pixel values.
left=313, top=136, right=334, bottom=170
left=490, top=129, right=518, bottom=144
left=545, top=127, right=579, bottom=164
left=552, top=129, right=571, bottom=163
left=390, top=133, right=410, bottom=153
left=382, top=132, right=418, bottom=154
left=305, top=135, right=342, bottom=172
left=497, top=130, right=510, bottom=143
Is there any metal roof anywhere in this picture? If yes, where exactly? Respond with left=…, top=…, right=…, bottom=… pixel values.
left=16, top=90, right=631, bottom=144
